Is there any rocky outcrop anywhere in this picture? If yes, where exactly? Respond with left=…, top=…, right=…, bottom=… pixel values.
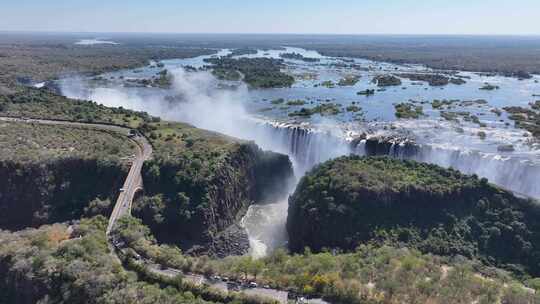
left=0, top=258, right=50, bottom=304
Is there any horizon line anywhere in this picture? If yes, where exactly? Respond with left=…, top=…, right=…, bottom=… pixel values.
left=1, top=30, right=540, bottom=38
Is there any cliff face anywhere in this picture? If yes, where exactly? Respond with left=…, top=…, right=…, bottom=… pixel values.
left=136, top=142, right=293, bottom=256
left=287, top=156, right=540, bottom=276
left=0, top=158, right=127, bottom=230
left=0, top=259, right=49, bottom=304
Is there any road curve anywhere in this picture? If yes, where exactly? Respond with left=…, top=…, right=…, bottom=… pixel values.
left=0, top=116, right=153, bottom=235
left=106, top=132, right=152, bottom=235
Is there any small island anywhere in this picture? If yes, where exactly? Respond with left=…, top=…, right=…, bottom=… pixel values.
left=279, top=52, right=320, bottom=62
left=372, top=74, right=402, bottom=87
left=203, top=57, right=295, bottom=88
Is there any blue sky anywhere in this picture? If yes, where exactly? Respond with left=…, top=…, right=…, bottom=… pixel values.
left=1, top=0, right=539, bottom=35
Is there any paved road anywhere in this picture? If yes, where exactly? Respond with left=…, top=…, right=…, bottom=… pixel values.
left=106, top=133, right=152, bottom=235
left=146, top=263, right=292, bottom=304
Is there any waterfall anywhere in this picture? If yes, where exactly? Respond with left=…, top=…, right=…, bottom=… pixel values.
left=246, top=121, right=352, bottom=176
left=241, top=121, right=352, bottom=257
left=253, top=121, right=540, bottom=199
left=212, top=119, right=540, bottom=257
left=352, top=138, right=540, bottom=198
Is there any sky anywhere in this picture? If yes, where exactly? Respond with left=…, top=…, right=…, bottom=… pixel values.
left=1, top=0, right=539, bottom=35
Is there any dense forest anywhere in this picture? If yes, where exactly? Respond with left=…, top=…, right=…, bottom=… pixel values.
left=287, top=156, right=540, bottom=277
left=136, top=121, right=293, bottom=256
left=0, top=216, right=268, bottom=304
left=113, top=215, right=540, bottom=304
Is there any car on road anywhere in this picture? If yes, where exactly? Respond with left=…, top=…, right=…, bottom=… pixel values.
left=226, top=282, right=240, bottom=291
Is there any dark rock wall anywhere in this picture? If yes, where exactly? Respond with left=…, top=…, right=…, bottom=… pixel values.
left=0, top=158, right=126, bottom=230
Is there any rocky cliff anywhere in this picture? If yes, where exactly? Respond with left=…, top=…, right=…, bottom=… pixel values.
left=0, top=158, right=127, bottom=230
left=136, top=141, right=293, bottom=257
left=287, top=156, right=540, bottom=276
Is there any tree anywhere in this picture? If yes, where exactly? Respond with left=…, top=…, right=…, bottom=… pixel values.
left=235, top=256, right=253, bottom=280
left=250, top=259, right=264, bottom=281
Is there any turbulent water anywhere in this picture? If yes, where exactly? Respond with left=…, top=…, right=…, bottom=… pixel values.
left=60, top=47, right=540, bottom=257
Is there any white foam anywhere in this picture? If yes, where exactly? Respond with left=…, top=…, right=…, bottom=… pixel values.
left=75, top=39, right=119, bottom=46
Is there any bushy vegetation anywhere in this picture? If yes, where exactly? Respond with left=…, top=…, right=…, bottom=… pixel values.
left=0, top=86, right=158, bottom=128
left=372, top=75, right=401, bottom=87
left=357, top=89, right=375, bottom=96
left=0, top=36, right=214, bottom=90
left=0, top=121, right=135, bottom=163
left=304, top=36, right=540, bottom=75
left=286, top=99, right=306, bottom=106
left=125, top=69, right=174, bottom=88
left=338, top=75, right=361, bottom=86
left=227, top=246, right=539, bottom=304
left=203, top=57, right=294, bottom=88
left=228, top=48, right=258, bottom=57
left=113, top=216, right=539, bottom=304
left=394, top=102, right=424, bottom=119
left=287, top=156, right=540, bottom=278
left=398, top=73, right=450, bottom=86
left=0, top=217, right=222, bottom=304
left=480, top=83, right=500, bottom=90
left=346, top=105, right=362, bottom=112
left=288, top=103, right=342, bottom=117
left=504, top=102, right=540, bottom=138
left=212, top=68, right=242, bottom=81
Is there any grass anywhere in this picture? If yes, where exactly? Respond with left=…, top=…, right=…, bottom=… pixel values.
left=0, top=86, right=157, bottom=128
left=0, top=121, right=135, bottom=164
left=143, top=120, right=242, bottom=164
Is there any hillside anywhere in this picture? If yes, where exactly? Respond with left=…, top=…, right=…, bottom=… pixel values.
left=0, top=217, right=260, bottom=304
left=287, top=156, right=540, bottom=277
left=0, top=121, right=135, bottom=230
left=136, top=121, right=294, bottom=256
